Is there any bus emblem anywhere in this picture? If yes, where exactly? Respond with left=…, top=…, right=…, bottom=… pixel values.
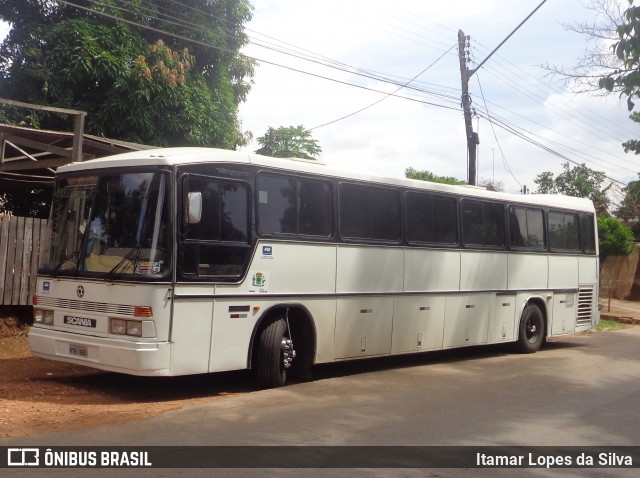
left=252, top=272, right=266, bottom=287
left=76, top=285, right=85, bottom=298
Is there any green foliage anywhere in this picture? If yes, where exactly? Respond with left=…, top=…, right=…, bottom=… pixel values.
left=615, top=174, right=640, bottom=220
left=598, top=216, right=634, bottom=257
left=533, top=162, right=611, bottom=215
left=0, top=0, right=255, bottom=148
left=595, top=319, right=630, bottom=331
left=598, top=0, right=640, bottom=154
left=404, top=168, right=466, bottom=185
left=255, top=125, right=322, bottom=160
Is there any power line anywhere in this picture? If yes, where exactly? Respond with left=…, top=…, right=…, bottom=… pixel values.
left=309, top=44, right=457, bottom=131
left=48, top=0, right=637, bottom=184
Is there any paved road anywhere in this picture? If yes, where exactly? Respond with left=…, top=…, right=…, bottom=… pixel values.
left=3, top=327, right=640, bottom=477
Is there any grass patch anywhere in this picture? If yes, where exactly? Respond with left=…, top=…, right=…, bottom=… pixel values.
left=595, top=319, right=631, bottom=331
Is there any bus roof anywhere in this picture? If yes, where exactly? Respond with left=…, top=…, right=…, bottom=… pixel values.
left=57, top=147, right=595, bottom=213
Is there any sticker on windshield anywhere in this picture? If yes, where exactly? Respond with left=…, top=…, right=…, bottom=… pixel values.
left=135, top=261, right=161, bottom=275
left=66, top=176, right=98, bottom=187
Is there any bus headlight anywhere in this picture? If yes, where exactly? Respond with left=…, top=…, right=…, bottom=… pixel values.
left=110, top=318, right=143, bottom=337
left=110, top=319, right=127, bottom=335
left=126, top=321, right=142, bottom=337
left=34, top=309, right=54, bottom=325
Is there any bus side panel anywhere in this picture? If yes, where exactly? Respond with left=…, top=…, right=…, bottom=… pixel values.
left=548, top=256, right=580, bottom=336
left=334, top=297, right=394, bottom=358
left=211, top=242, right=338, bottom=370
left=245, top=242, right=337, bottom=295
left=334, top=246, right=402, bottom=359
left=507, top=254, right=549, bottom=290
left=488, top=293, right=517, bottom=343
left=459, top=251, right=507, bottom=291
left=443, top=294, right=490, bottom=347
left=548, top=256, right=579, bottom=289
left=404, top=249, right=460, bottom=292
left=391, top=296, right=445, bottom=353
left=551, top=292, right=576, bottom=335
left=170, top=285, right=214, bottom=375
left=578, top=256, right=598, bottom=284
left=336, top=246, right=403, bottom=293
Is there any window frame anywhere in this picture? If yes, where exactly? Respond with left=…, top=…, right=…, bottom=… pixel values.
left=338, top=181, right=402, bottom=244
left=178, top=173, right=252, bottom=281
left=547, top=209, right=582, bottom=253
left=507, top=205, right=546, bottom=251
left=256, top=172, right=334, bottom=240
left=405, top=190, right=459, bottom=247
left=460, top=199, right=506, bottom=249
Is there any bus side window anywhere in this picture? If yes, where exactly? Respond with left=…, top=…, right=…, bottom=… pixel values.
left=339, top=183, right=401, bottom=242
left=509, top=206, right=545, bottom=250
left=406, top=192, right=457, bottom=245
left=462, top=200, right=505, bottom=248
left=180, top=176, right=250, bottom=279
left=548, top=211, right=580, bottom=252
left=580, top=213, right=596, bottom=254
left=257, top=174, right=333, bottom=238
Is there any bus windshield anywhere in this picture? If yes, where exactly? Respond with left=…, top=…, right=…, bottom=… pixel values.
left=40, top=171, right=171, bottom=279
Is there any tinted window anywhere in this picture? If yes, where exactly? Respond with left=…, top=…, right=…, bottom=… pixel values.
left=406, top=192, right=457, bottom=244
left=548, top=211, right=580, bottom=251
left=462, top=200, right=505, bottom=247
left=258, top=174, right=332, bottom=237
left=258, top=176, right=297, bottom=234
left=185, top=178, right=248, bottom=242
left=181, top=176, right=250, bottom=278
left=581, top=213, right=596, bottom=254
left=299, top=179, right=333, bottom=236
left=509, top=207, right=545, bottom=250
left=340, top=183, right=401, bottom=241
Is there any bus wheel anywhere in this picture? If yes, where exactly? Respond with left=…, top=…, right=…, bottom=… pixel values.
left=255, top=317, right=296, bottom=388
left=516, top=304, right=544, bottom=353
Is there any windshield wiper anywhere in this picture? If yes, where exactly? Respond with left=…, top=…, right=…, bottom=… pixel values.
left=52, top=250, right=80, bottom=272
left=105, top=244, right=143, bottom=280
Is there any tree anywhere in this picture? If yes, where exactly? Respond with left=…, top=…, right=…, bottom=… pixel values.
left=615, top=174, right=640, bottom=220
left=598, top=0, right=640, bottom=154
left=255, top=125, right=322, bottom=159
left=598, top=216, right=634, bottom=257
left=0, top=0, right=254, bottom=148
left=478, top=178, right=504, bottom=192
left=544, top=0, right=627, bottom=93
left=533, top=162, right=611, bottom=215
left=404, top=168, right=466, bottom=185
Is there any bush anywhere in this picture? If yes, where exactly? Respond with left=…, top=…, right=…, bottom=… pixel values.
left=598, top=217, right=634, bottom=257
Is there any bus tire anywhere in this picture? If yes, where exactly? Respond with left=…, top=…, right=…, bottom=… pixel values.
left=255, top=317, right=294, bottom=388
left=516, top=304, right=545, bottom=353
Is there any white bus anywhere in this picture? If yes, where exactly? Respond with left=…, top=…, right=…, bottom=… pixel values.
left=30, top=147, right=599, bottom=388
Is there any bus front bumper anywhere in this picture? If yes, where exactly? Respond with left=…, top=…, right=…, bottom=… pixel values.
left=28, top=327, right=171, bottom=376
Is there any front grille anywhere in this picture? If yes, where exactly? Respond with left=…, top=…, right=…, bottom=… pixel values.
left=577, top=287, right=594, bottom=326
left=37, top=296, right=136, bottom=316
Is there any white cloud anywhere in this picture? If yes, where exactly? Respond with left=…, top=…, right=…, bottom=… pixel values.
left=239, top=0, right=638, bottom=194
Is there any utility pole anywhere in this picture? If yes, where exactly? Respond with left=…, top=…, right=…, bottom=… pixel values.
left=458, top=30, right=478, bottom=185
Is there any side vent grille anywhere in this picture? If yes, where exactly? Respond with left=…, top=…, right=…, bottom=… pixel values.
left=577, top=287, right=594, bottom=326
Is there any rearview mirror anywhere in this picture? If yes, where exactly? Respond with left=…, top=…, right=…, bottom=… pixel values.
left=186, top=192, right=202, bottom=224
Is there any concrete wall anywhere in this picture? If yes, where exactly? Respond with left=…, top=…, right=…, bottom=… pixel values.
left=600, top=244, right=640, bottom=300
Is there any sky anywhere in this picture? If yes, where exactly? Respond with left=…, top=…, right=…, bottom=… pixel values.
left=235, top=0, right=637, bottom=199
left=0, top=1, right=637, bottom=199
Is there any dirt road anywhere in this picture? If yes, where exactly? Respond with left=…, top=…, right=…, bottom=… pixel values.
left=0, top=318, right=251, bottom=438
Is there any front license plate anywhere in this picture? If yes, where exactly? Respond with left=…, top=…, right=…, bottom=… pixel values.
left=69, top=344, right=88, bottom=357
